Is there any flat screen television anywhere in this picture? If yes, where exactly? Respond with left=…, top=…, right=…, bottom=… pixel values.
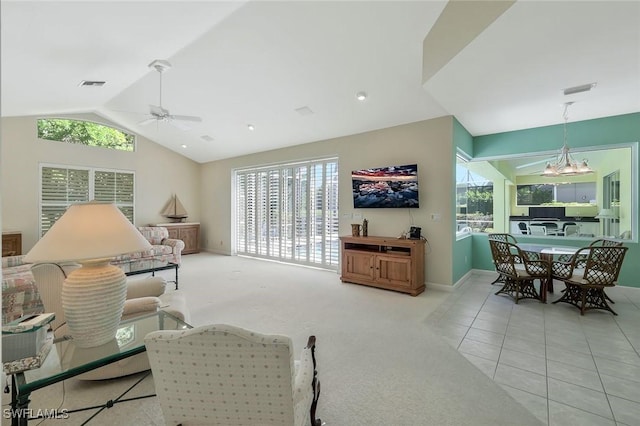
left=352, top=164, right=419, bottom=208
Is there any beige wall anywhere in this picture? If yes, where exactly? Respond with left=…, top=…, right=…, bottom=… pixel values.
left=1, top=114, right=457, bottom=286
left=1, top=114, right=201, bottom=252
left=200, top=116, right=455, bottom=287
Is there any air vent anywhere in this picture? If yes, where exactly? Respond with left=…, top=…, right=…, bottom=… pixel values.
left=79, top=80, right=106, bottom=87
left=563, top=83, right=596, bottom=96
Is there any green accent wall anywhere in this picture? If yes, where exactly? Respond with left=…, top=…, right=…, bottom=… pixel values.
left=470, top=112, right=640, bottom=288
left=453, top=118, right=474, bottom=283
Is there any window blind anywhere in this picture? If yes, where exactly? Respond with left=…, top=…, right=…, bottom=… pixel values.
left=40, top=165, right=134, bottom=236
left=234, top=158, right=339, bottom=269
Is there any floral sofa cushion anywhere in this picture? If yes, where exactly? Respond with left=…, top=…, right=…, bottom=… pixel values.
left=111, top=226, right=185, bottom=273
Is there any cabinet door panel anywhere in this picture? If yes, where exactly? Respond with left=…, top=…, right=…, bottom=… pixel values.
left=166, top=228, right=180, bottom=240
left=342, top=251, right=375, bottom=280
left=179, top=227, right=199, bottom=254
left=376, top=255, right=411, bottom=287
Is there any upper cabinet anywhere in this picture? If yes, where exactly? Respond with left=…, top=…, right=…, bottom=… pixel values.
left=555, top=182, right=596, bottom=204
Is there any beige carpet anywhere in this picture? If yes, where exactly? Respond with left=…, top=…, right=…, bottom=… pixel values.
left=3, top=253, right=543, bottom=425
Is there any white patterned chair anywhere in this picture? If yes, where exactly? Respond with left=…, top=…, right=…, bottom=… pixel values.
left=145, top=324, right=321, bottom=426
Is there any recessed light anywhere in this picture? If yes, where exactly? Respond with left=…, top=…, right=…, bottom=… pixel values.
left=247, top=124, right=255, bottom=131
left=355, top=91, right=367, bottom=101
left=181, top=144, right=187, bottom=149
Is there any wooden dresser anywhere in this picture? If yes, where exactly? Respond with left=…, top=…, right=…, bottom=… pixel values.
left=340, top=235, right=426, bottom=296
left=155, top=223, right=200, bottom=255
left=2, top=232, right=22, bottom=257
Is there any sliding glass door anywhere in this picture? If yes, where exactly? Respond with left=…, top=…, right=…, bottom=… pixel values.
left=234, top=158, right=339, bottom=269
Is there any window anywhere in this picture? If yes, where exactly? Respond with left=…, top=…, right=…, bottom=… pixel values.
left=37, top=118, right=135, bottom=152
left=456, top=153, right=494, bottom=234
left=40, top=165, right=135, bottom=236
left=468, top=143, right=636, bottom=241
left=234, top=158, right=339, bottom=269
left=516, top=184, right=554, bottom=205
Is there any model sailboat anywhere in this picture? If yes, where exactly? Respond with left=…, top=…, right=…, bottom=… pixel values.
left=162, top=195, right=188, bottom=222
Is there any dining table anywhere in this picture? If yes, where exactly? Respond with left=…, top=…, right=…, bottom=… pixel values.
left=516, top=243, right=580, bottom=303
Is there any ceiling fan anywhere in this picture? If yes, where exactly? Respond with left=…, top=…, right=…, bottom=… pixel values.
left=138, top=59, right=202, bottom=130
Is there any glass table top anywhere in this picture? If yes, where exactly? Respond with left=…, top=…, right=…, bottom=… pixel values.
left=16, top=311, right=190, bottom=395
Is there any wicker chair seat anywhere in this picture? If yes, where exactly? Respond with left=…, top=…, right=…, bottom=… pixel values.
left=566, top=271, right=616, bottom=287
left=553, top=246, right=627, bottom=315
left=490, top=239, right=548, bottom=304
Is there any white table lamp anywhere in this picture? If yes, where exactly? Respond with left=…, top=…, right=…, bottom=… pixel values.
left=24, top=202, right=152, bottom=348
left=595, top=208, right=618, bottom=219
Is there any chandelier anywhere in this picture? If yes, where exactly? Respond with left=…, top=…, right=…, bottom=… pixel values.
left=542, top=102, right=594, bottom=177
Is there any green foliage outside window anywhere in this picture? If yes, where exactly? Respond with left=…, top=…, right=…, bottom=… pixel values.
left=516, top=184, right=554, bottom=205
left=37, top=118, right=134, bottom=151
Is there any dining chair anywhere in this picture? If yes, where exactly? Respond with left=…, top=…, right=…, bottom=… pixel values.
left=540, top=222, right=559, bottom=235
left=517, top=222, right=529, bottom=235
left=562, top=222, right=577, bottom=234
left=487, top=233, right=518, bottom=285
left=590, top=238, right=623, bottom=247
left=529, top=225, right=547, bottom=236
left=488, top=239, right=549, bottom=304
left=563, top=224, right=580, bottom=236
left=552, top=245, right=628, bottom=315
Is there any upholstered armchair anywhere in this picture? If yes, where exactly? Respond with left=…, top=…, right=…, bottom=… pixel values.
left=30, top=262, right=190, bottom=380
left=145, top=324, right=322, bottom=426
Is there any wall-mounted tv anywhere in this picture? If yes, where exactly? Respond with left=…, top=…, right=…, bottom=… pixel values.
left=352, top=164, right=419, bottom=208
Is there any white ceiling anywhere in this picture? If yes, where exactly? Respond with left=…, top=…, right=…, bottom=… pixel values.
left=2, top=1, right=639, bottom=164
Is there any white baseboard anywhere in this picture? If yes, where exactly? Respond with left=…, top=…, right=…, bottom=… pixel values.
left=426, top=269, right=497, bottom=292
left=202, top=248, right=232, bottom=256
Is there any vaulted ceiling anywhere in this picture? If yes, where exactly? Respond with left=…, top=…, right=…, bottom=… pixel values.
left=2, top=1, right=639, bottom=164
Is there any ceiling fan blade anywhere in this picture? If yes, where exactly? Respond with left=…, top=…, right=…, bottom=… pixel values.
left=171, top=115, right=202, bottom=123
left=138, top=117, right=157, bottom=126
left=168, top=119, right=197, bottom=131
left=515, top=158, right=552, bottom=169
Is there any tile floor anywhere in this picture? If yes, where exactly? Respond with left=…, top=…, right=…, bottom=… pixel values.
left=428, top=272, right=640, bottom=426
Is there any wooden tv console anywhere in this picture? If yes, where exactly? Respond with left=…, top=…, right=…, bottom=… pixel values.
left=340, top=235, right=426, bottom=296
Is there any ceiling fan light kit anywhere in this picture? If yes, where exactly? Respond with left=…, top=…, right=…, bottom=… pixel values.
left=138, top=59, right=202, bottom=129
left=541, top=102, right=594, bottom=177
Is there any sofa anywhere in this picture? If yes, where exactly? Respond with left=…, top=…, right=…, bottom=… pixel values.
left=2, top=255, right=43, bottom=323
left=111, top=226, right=185, bottom=273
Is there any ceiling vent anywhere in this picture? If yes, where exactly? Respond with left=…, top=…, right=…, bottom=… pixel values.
left=563, top=82, right=596, bottom=96
left=79, top=80, right=106, bottom=87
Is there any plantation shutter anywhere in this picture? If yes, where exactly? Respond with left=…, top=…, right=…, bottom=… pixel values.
left=234, top=158, right=339, bottom=269
left=40, top=167, right=90, bottom=236
left=94, top=171, right=135, bottom=222
left=40, top=165, right=134, bottom=236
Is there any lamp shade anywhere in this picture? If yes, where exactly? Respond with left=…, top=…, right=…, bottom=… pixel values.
left=24, top=202, right=151, bottom=263
left=24, top=201, right=152, bottom=348
left=595, top=209, right=618, bottom=219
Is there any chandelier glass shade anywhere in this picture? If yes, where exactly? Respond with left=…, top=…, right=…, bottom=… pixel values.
left=542, top=102, right=594, bottom=177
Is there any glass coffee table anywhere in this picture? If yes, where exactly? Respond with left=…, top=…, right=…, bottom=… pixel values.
left=7, top=311, right=191, bottom=425
left=111, top=257, right=180, bottom=290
